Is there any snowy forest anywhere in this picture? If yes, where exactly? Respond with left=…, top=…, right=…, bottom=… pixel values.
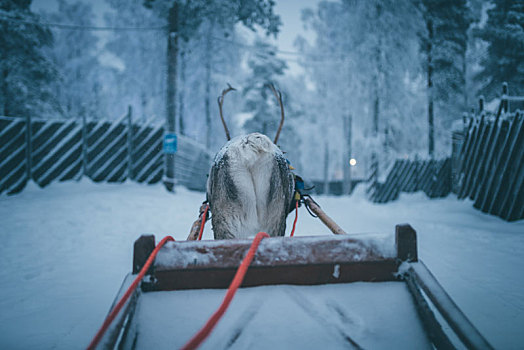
left=1, top=0, right=523, bottom=182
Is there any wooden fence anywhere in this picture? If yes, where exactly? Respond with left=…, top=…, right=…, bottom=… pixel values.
left=0, top=112, right=213, bottom=195
left=453, top=108, right=523, bottom=222
left=368, top=158, right=451, bottom=203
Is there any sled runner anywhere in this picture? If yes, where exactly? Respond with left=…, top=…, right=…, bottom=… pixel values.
left=91, top=224, right=493, bottom=350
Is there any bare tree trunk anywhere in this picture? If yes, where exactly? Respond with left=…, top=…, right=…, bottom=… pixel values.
left=0, top=65, right=7, bottom=116
left=164, top=3, right=179, bottom=192
left=427, top=19, right=435, bottom=158
left=323, top=142, right=329, bottom=195
left=0, top=25, right=5, bottom=116
left=205, top=23, right=213, bottom=149
left=178, top=48, right=186, bottom=135
left=371, top=2, right=382, bottom=178
left=343, top=114, right=352, bottom=195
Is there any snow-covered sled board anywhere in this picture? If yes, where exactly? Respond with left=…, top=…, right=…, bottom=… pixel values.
left=99, top=224, right=493, bottom=350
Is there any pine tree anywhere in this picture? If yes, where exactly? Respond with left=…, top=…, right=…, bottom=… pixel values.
left=477, top=0, right=524, bottom=99
left=44, top=0, right=100, bottom=119
left=0, top=0, right=57, bottom=117
left=104, top=0, right=166, bottom=121
left=243, top=39, right=287, bottom=138
left=299, top=0, right=424, bottom=179
left=419, top=0, right=472, bottom=155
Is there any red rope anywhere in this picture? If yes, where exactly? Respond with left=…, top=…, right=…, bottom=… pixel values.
left=86, top=235, right=175, bottom=350
left=181, top=231, right=270, bottom=350
left=197, top=204, right=210, bottom=241
left=290, top=200, right=299, bottom=237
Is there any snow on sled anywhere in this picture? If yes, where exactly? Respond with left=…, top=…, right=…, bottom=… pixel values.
left=94, top=224, right=493, bottom=350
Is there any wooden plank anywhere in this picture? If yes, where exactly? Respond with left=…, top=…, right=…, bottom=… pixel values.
left=151, top=234, right=403, bottom=291
left=514, top=179, right=524, bottom=221
left=153, top=260, right=398, bottom=291
left=418, top=160, right=434, bottom=194
left=99, top=273, right=140, bottom=349
left=381, top=160, right=405, bottom=202
left=396, top=224, right=417, bottom=262
left=460, top=117, right=489, bottom=199
left=457, top=118, right=482, bottom=198
left=451, top=130, right=465, bottom=193
left=473, top=117, right=506, bottom=206
left=409, top=262, right=494, bottom=350
left=377, top=159, right=403, bottom=203
left=496, top=115, right=524, bottom=219
left=504, top=154, right=524, bottom=221
left=398, top=160, right=418, bottom=193
left=404, top=271, right=455, bottom=349
left=487, top=116, right=524, bottom=216
left=417, top=159, right=430, bottom=193
left=471, top=113, right=502, bottom=201
left=304, top=197, right=347, bottom=234
left=467, top=121, right=494, bottom=201
left=374, top=160, right=397, bottom=203
left=479, top=119, right=517, bottom=213
left=435, top=159, right=452, bottom=197
left=454, top=118, right=475, bottom=187
left=426, top=160, right=442, bottom=198
left=403, top=160, right=416, bottom=192
left=474, top=120, right=510, bottom=211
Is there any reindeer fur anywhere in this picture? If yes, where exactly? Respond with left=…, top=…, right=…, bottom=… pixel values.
left=207, top=133, right=295, bottom=239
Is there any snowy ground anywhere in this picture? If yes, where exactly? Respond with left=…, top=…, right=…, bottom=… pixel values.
left=0, top=180, right=523, bottom=349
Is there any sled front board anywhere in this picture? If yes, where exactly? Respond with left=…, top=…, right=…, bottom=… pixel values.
left=147, top=232, right=406, bottom=291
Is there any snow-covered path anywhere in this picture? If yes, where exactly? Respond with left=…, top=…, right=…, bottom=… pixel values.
left=0, top=180, right=522, bottom=349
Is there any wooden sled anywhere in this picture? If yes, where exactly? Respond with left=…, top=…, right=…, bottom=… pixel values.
left=97, top=224, right=493, bottom=350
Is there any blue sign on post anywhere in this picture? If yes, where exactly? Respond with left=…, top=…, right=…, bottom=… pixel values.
left=163, top=133, right=178, bottom=154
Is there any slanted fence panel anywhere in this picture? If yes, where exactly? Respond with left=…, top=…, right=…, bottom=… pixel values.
left=0, top=117, right=27, bottom=194
left=0, top=115, right=213, bottom=195
left=369, top=158, right=451, bottom=204
left=453, top=111, right=523, bottom=221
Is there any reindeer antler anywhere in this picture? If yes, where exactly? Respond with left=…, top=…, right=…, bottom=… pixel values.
left=217, top=84, right=236, bottom=141
left=267, top=83, right=285, bottom=144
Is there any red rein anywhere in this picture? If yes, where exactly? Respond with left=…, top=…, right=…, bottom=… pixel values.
left=87, top=232, right=270, bottom=350
left=181, top=232, right=269, bottom=349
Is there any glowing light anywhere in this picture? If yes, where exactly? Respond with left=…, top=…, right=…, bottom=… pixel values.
left=349, top=158, right=357, bottom=166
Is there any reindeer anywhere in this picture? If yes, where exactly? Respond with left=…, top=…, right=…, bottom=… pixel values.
left=206, top=84, right=295, bottom=239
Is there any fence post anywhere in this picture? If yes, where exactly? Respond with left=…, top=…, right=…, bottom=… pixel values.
left=367, top=152, right=379, bottom=200
left=343, top=114, right=352, bottom=195
left=127, top=106, right=133, bottom=181
left=82, top=114, right=88, bottom=178
left=25, top=115, right=32, bottom=182
left=502, top=82, right=508, bottom=114
left=478, top=95, right=484, bottom=114
left=323, top=141, right=329, bottom=195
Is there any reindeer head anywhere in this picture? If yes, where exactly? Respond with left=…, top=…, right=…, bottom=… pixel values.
left=207, top=83, right=295, bottom=239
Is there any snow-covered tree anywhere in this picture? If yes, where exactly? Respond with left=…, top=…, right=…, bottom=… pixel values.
left=476, top=0, right=524, bottom=99
left=418, top=0, right=472, bottom=155
left=243, top=39, right=287, bottom=137
left=143, top=0, right=281, bottom=190
left=178, top=21, right=245, bottom=150
left=44, top=0, right=101, bottom=119
left=0, top=0, right=57, bottom=118
left=104, top=0, right=166, bottom=122
left=142, top=0, right=281, bottom=138
left=298, top=0, right=424, bottom=180
left=240, top=39, right=303, bottom=168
